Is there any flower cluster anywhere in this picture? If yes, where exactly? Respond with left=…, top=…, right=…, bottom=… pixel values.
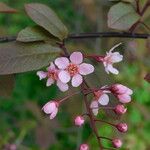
left=37, top=52, right=94, bottom=91
left=37, top=43, right=133, bottom=149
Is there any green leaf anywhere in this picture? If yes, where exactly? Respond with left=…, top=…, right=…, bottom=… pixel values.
left=0, top=2, right=17, bottom=13
left=0, top=75, right=14, bottom=97
left=108, top=2, right=140, bottom=30
left=25, top=3, right=68, bottom=40
left=0, top=42, right=61, bottom=75
left=17, top=26, right=60, bottom=43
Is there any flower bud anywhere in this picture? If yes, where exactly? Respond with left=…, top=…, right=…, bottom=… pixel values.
left=75, top=116, right=85, bottom=127
left=116, top=123, right=128, bottom=133
left=112, top=139, right=122, bottom=148
left=114, top=104, right=127, bottom=115
left=80, top=143, right=89, bottom=150
left=42, top=101, right=59, bottom=119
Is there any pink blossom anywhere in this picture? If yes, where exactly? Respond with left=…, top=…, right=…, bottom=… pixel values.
left=42, top=101, right=59, bottom=119
left=80, top=144, right=89, bottom=150
left=102, top=43, right=123, bottom=74
left=112, top=139, right=122, bottom=148
left=114, top=104, right=127, bottom=115
left=90, top=90, right=110, bottom=116
left=55, top=52, right=94, bottom=87
left=111, top=84, right=133, bottom=103
left=74, top=116, right=85, bottom=127
left=37, top=62, right=68, bottom=92
left=116, top=123, right=128, bottom=133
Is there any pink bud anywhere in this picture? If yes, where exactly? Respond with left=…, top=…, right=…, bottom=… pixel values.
left=111, top=84, right=133, bottom=103
left=80, top=143, right=89, bottom=150
left=75, top=116, right=85, bottom=127
left=116, top=123, right=128, bottom=133
left=112, top=139, right=122, bottom=148
left=42, top=101, right=59, bottom=119
left=114, top=104, right=127, bottom=115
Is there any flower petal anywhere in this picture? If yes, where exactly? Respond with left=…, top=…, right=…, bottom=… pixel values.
left=118, top=94, right=131, bottom=103
left=98, top=94, right=109, bottom=106
left=90, top=101, right=99, bottom=116
left=71, top=74, right=83, bottom=87
left=111, top=52, right=123, bottom=63
left=79, top=63, right=94, bottom=75
left=57, top=80, right=69, bottom=92
left=105, top=64, right=119, bottom=74
left=58, top=70, right=71, bottom=83
left=47, top=62, right=56, bottom=71
left=70, top=52, right=83, bottom=64
left=46, top=78, right=54, bottom=86
left=50, top=108, right=58, bottom=119
left=43, top=102, right=56, bottom=114
left=55, top=57, right=69, bottom=69
left=37, top=71, right=47, bottom=80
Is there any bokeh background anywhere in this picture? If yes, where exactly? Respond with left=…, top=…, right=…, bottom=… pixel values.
left=0, top=0, right=150, bottom=150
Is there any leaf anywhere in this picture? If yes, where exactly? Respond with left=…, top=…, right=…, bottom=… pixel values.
left=17, top=26, right=60, bottom=43
left=25, top=3, right=68, bottom=40
left=0, top=2, right=17, bottom=13
left=107, top=2, right=140, bottom=30
left=0, top=75, right=14, bottom=97
left=0, top=42, right=61, bottom=75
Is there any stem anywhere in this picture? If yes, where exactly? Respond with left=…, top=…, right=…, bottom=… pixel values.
left=0, top=32, right=150, bottom=43
left=82, top=89, right=103, bottom=150
left=141, top=0, right=150, bottom=15
left=98, top=136, right=112, bottom=141
left=135, top=0, right=140, bottom=14
left=94, top=119, right=116, bottom=127
left=59, top=91, right=80, bottom=103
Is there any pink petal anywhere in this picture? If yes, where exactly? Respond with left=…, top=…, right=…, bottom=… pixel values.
left=98, top=94, right=109, bottom=106
left=46, top=78, right=54, bottom=86
left=56, top=80, right=69, bottom=92
left=71, top=74, right=83, bottom=87
left=43, top=102, right=56, bottom=114
left=111, top=52, right=123, bottom=63
left=118, top=94, right=131, bottom=103
left=105, top=64, right=119, bottom=74
left=58, top=70, right=71, bottom=83
left=126, top=88, right=133, bottom=95
left=37, top=71, right=47, bottom=80
left=90, top=101, right=99, bottom=116
left=55, top=57, right=69, bottom=69
left=70, top=52, right=83, bottom=64
left=79, top=63, right=94, bottom=75
left=50, top=108, right=58, bottom=119
left=47, top=62, right=56, bottom=71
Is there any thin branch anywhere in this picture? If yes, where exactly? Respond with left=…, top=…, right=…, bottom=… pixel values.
left=0, top=32, right=150, bottom=43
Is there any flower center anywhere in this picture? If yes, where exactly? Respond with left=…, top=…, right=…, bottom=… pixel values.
left=67, top=63, right=79, bottom=76
left=47, top=70, right=58, bottom=80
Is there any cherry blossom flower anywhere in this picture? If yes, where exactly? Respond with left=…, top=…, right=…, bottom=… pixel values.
left=90, top=90, right=110, bottom=116
left=74, top=116, right=85, bottom=127
left=55, top=52, right=94, bottom=87
left=80, top=144, right=89, bottom=150
left=112, top=139, right=122, bottom=148
left=102, top=43, right=123, bottom=74
left=37, top=62, right=68, bottom=92
left=42, top=101, right=59, bottom=119
left=111, top=84, right=133, bottom=103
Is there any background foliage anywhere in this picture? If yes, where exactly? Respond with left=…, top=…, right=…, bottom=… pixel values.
left=0, top=0, right=150, bottom=150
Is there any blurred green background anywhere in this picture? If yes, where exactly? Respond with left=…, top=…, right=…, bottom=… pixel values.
left=0, top=0, right=150, bottom=150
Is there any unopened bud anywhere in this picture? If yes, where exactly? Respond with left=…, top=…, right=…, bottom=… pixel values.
left=116, top=123, right=128, bottom=133
left=112, top=139, right=122, bottom=148
left=114, top=104, right=127, bottom=115
left=80, top=143, right=89, bottom=150
left=74, top=116, right=85, bottom=127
